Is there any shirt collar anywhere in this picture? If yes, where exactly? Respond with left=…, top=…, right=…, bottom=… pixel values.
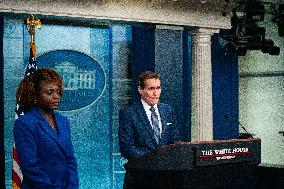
left=141, top=99, right=158, bottom=110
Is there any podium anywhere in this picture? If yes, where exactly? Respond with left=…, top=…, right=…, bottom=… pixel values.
left=125, top=138, right=261, bottom=189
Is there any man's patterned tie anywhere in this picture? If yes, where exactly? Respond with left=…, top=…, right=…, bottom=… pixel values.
left=150, top=107, right=160, bottom=144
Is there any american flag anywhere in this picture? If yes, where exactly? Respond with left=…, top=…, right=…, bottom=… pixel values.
left=12, top=42, right=37, bottom=189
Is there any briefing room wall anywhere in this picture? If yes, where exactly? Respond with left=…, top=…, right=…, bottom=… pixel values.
left=155, top=27, right=191, bottom=141
left=3, top=17, right=26, bottom=189
left=110, top=25, right=133, bottom=189
left=2, top=16, right=136, bottom=189
left=238, top=5, right=284, bottom=167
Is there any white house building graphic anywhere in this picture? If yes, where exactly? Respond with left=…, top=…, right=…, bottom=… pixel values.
left=55, top=61, right=96, bottom=90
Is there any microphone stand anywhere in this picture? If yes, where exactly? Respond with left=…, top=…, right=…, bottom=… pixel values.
left=225, top=114, right=254, bottom=139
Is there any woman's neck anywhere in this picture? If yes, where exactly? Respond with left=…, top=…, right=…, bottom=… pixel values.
left=41, top=110, right=57, bottom=132
left=39, top=108, right=53, bottom=117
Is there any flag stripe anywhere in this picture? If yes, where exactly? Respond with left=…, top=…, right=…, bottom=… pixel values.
left=12, top=170, right=21, bottom=187
left=13, top=145, right=20, bottom=163
left=12, top=157, right=23, bottom=181
left=12, top=160, right=22, bottom=181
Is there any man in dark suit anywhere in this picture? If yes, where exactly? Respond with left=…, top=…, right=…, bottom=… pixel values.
left=118, top=71, right=180, bottom=188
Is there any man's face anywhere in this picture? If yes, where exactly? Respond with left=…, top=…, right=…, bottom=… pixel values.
left=138, top=78, right=161, bottom=106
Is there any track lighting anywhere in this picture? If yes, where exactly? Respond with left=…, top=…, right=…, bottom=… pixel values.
left=219, top=0, right=281, bottom=56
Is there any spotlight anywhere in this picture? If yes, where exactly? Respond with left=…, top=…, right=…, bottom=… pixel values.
left=268, top=46, right=280, bottom=55
left=247, top=39, right=261, bottom=50
left=261, top=39, right=274, bottom=53
left=237, top=47, right=247, bottom=56
left=279, top=4, right=284, bottom=15
left=246, top=1, right=265, bottom=21
left=278, top=4, right=284, bottom=36
left=278, top=22, right=284, bottom=36
left=237, top=38, right=248, bottom=56
left=261, top=39, right=280, bottom=55
left=245, top=26, right=265, bottom=41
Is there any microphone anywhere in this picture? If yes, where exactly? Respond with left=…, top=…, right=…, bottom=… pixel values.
left=225, top=114, right=254, bottom=139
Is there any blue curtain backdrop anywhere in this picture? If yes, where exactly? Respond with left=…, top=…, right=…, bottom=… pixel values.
left=182, top=28, right=192, bottom=141
left=132, top=25, right=155, bottom=103
left=212, top=32, right=239, bottom=140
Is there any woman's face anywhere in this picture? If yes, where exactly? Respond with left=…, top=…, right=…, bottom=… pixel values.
left=37, top=81, right=61, bottom=113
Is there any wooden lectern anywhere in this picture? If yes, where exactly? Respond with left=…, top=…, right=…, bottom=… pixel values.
left=125, top=138, right=261, bottom=189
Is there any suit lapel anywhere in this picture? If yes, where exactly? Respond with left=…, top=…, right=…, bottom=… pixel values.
left=135, top=103, right=157, bottom=144
left=32, top=107, right=67, bottom=154
left=53, top=113, right=69, bottom=152
left=54, top=113, right=67, bottom=139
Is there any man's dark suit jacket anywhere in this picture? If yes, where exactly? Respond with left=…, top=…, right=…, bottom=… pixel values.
left=13, top=106, right=79, bottom=189
left=118, top=101, right=180, bottom=160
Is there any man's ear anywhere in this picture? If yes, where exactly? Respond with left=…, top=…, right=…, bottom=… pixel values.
left=138, top=86, right=142, bottom=95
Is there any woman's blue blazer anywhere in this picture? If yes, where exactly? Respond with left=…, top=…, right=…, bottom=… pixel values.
left=13, top=106, right=79, bottom=189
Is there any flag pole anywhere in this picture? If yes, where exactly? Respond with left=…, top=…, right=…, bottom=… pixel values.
left=26, top=14, right=41, bottom=43
left=12, top=14, right=41, bottom=189
left=26, top=15, right=41, bottom=60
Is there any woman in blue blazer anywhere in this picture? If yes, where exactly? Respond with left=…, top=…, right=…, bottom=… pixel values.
left=13, top=68, right=79, bottom=189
